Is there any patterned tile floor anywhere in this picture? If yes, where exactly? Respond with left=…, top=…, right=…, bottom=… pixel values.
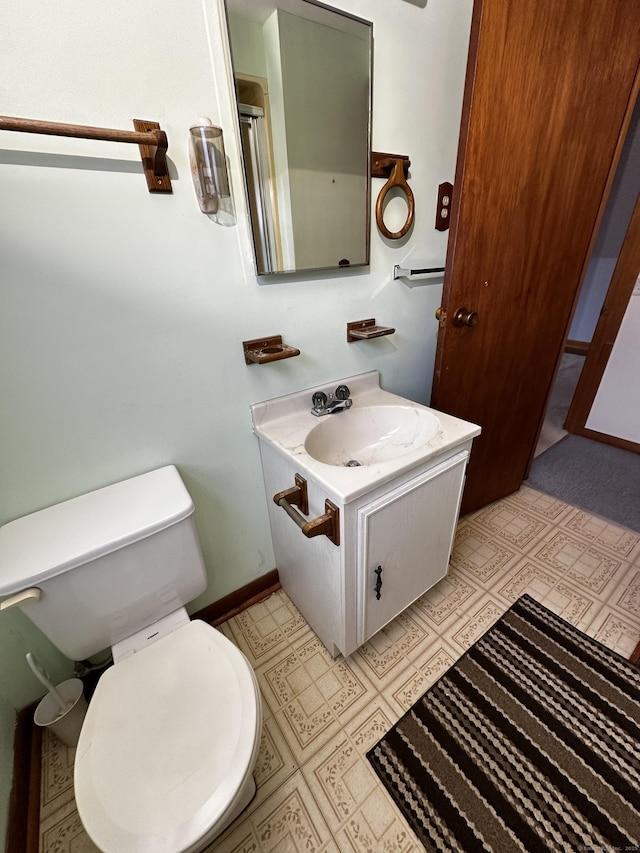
left=38, top=486, right=640, bottom=852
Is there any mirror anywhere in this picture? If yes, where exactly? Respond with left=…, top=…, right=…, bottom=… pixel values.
left=225, top=0, right=372, bottom=275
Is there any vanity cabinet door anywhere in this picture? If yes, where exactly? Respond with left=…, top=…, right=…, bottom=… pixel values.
left=357, top=450, right=468, bottom=645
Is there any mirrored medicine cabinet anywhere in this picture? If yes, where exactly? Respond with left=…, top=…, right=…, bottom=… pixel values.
left=224, top=0, right=373, bottom=275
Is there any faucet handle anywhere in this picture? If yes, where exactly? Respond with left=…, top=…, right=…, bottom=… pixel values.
left=335, top=384, right=350, bottom=400
left=312, top=391, right=328, bottom=409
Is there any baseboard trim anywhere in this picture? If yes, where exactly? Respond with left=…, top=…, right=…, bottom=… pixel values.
left=193, top=569, right=280, bottom=627
left=569, top=425, right=640, bottom=454
left=7, top=702, right=41, bottom=853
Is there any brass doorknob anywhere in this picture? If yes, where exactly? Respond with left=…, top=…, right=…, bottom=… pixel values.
left=453, top=308, right=479, bottom=327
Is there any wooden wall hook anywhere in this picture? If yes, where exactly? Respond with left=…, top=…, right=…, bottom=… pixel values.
left=371, top=152, right=415, bottom=240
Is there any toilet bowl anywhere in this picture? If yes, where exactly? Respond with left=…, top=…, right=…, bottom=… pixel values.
left=0, top=465, right=262, bottom=852
left=75, top=618, right=262, bottom=852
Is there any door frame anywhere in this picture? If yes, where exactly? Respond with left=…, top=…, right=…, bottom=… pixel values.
left=563, top=191, right=640, bottom=452
left=527, top=69, right=640, bottom=472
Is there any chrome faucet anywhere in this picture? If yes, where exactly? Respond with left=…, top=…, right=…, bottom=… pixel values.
left=311, top=385, right=352, bottom=416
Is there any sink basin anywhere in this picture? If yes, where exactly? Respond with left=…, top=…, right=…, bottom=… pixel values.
left=304, top=406, right=441, bottom=466
left=251, top=371, right=481, bottom=501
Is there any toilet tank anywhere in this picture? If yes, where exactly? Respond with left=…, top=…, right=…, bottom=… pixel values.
left=0, top=466, right=207, bottom=661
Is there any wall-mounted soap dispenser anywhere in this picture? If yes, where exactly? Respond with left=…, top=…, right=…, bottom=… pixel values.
left=189, top=118, right=234, bottom=225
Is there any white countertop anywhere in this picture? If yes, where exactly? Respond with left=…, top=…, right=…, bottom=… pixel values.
left=250, top=371, right=481, bottom=503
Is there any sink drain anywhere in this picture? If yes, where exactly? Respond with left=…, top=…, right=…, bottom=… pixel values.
left=345, top=459, right=361, bottom=467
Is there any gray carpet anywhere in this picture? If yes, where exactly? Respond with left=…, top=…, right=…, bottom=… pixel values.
left=527, top=434, right=640, bottom=533
left=368, top=594, right=640, bottom=852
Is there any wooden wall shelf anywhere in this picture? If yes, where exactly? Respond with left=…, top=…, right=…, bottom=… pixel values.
left=243, top=335, right=301, bottom=365
left=347, top=319, right=395, bottom=342
left=0, top=115, right=172, bottom=193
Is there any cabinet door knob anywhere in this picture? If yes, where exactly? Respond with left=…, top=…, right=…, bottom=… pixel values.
left=374, top=565, right=383, bottom=600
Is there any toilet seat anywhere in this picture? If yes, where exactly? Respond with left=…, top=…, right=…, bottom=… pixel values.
left=74, top=619, right=261, bottom=853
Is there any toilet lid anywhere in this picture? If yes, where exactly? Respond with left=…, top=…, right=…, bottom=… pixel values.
left=74, top=620, right=261, bottom=853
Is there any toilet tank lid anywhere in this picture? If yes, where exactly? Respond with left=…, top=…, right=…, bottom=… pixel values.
left=0, top=466, right=194, bottom=596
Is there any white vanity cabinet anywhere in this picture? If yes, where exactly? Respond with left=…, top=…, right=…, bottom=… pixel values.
left=251, top=371, right=480, bottom=658
left=258, top=439, right=471, bottom=658
left=355, top=449, right=468, bottom=647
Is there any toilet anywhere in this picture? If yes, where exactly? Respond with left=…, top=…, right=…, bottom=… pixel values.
left=0, top=466, right=262, bottom=852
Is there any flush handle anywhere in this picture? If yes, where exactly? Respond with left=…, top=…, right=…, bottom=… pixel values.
left=453, top=308, right=479, bottom=327
left=0, top=587, right=42, bottom=611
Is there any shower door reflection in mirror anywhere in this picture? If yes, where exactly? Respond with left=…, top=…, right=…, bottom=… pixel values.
left=225, top=0, right=372, bottom=275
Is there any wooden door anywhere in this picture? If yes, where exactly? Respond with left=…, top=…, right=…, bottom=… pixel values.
left=430, top=0, right=640, bottom=514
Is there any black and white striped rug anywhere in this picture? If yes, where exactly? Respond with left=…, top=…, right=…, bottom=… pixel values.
left=367, top=595, right=640, bottom=852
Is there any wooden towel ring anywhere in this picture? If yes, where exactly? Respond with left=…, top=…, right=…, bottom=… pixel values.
left=371, top=152, right=415, bottom=240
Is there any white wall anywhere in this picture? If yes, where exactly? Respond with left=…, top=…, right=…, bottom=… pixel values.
left=0, top=0, right=473, bottom=838
left=228, top=14, right=268, bottom=78
left=586, top=282, right=640, bottom=443
left=579, top=98, right=640, bottom=444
